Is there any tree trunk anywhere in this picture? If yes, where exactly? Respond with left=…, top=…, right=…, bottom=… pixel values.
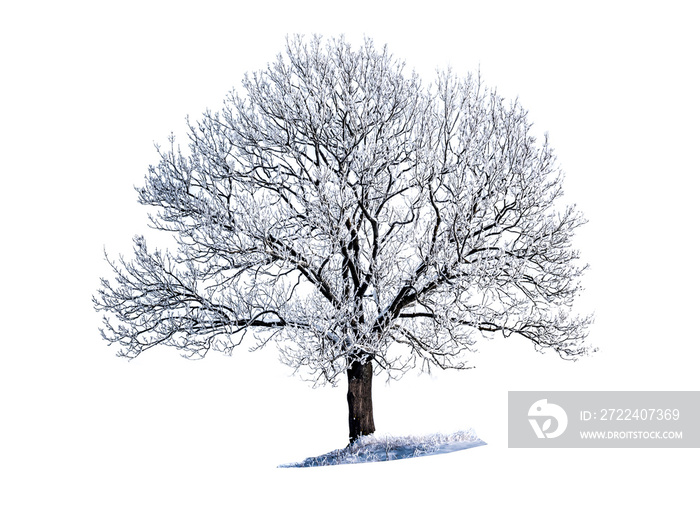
left=347, top=358, right=375, bottom=444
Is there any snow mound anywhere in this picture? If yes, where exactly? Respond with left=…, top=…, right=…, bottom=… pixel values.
left=279, top=429, right=486, bottom=467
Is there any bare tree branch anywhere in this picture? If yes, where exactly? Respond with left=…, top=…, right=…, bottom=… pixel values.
left=95, top=34, right=593, bottom=385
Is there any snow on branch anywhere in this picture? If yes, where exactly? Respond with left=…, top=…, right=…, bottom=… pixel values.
left=95, top=35, right=593, bottom=383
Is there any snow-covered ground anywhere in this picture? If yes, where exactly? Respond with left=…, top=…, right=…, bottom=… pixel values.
left=280, top=429, right=485, bottom=467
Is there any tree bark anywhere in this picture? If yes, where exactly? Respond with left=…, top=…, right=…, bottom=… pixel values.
left=347, top=358, right=376, bottom=444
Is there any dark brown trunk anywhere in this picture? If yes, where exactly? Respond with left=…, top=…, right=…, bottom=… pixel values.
left=347, top=358, right=375, bottom=444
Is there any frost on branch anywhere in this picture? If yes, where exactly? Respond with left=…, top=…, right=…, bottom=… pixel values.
left=94, top=35, right=593, bottom=385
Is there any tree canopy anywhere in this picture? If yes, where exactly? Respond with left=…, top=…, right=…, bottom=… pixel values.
left=95, top=35, right=592, bottom=389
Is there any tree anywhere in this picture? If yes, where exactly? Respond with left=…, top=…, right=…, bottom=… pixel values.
left=94, top=35, right=593, bottom=443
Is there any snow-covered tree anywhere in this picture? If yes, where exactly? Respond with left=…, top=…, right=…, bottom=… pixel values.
left=94, top=35, right=592, bottom=442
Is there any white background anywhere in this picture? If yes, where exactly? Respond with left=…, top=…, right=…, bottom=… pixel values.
left=1, top=1, right=698, bottom=504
